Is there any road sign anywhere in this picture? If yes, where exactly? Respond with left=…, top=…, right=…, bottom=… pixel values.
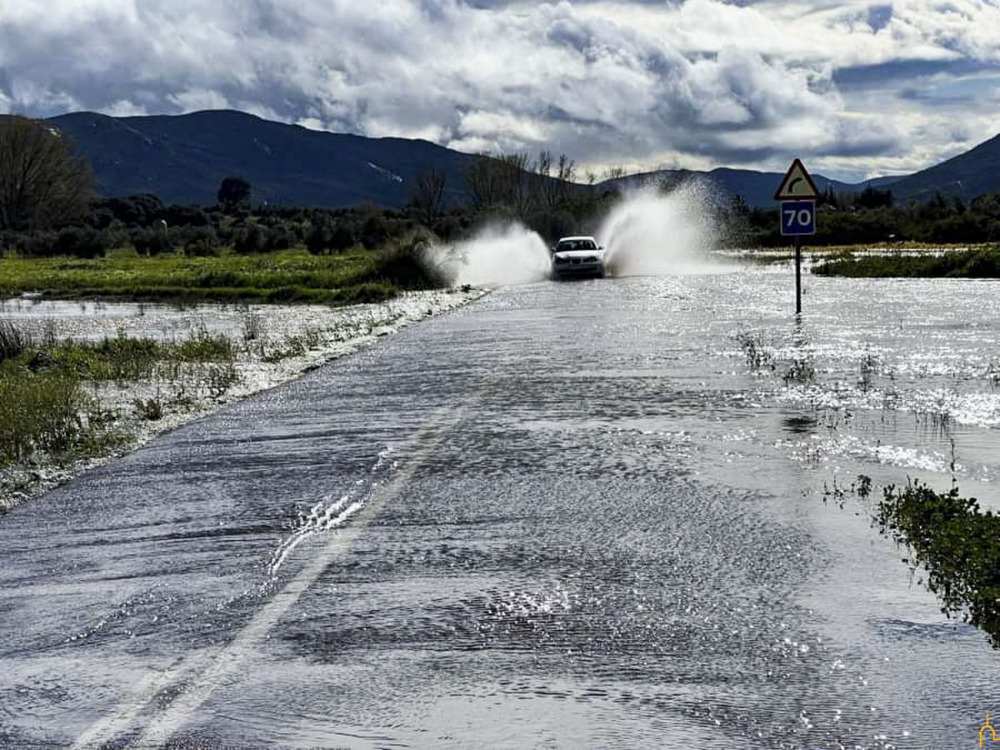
left=775, top=158, right=819, bottom=317
left=780, top=199, right=816, bottom=236
left=774, top=158, right=820, bottom=201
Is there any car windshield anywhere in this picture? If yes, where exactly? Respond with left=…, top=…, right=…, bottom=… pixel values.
left=557, top=239, right=597, bottom=252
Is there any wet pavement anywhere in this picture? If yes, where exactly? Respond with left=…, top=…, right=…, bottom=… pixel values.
left=2, top=265, right=1000, bottom=748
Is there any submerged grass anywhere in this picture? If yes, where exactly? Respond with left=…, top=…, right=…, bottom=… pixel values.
left=0, top=321, right=241, bottom=473
left=0, top=369, right=86, bottom=465
left=813, top=246, right=1000, bottom=278
left=0, top=238, right=444, bottom=305
left=0, top=319, right=33, bottom=363
left=0, top=367, right=127, bottom=468
left=734, top=329, right=775, bottom=371
left=31, top=330, right=234, bottom=382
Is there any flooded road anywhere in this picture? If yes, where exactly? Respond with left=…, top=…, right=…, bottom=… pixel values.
left=2, top=264, right=1000, bottom=748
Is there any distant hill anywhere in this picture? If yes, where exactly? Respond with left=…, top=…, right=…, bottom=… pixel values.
left=49, top=110, right=476, bottom=208
left=882, top=134, right=1000, bottom=204
left=46, top=109, right=998, bottom=209
left=599, top=136, right=1000, bottom=208
left=599, top=168, right=905, bottom=209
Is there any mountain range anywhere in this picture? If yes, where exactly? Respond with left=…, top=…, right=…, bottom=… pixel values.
left=48, top=110, right=1000, bottom=210
left=49, top=110, right=473, bottom=209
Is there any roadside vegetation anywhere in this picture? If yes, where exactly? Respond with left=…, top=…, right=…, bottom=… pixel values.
left=736, top=187, right=1000, bottom=248
left=0, top=237, right=447, bottom=304
left=812, top=246, right=1000, bottom=278
left=0, top=319, right=240, bottom=475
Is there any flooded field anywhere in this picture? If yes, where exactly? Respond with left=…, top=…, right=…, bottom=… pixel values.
left=1, top=263, right=998, bottom=748
left=0, top=290, right=481, bottom=510
left=0, top=294, right=465, bottom=344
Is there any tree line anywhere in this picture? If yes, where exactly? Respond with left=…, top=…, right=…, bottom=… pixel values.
left=3, top=113, right=1000, bottom=260
left=733, top=188, right=1000, bottom=247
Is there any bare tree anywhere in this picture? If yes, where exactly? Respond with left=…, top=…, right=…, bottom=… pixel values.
left=496, top=152, right=532, bottom=216
left=537, top=151, right=553, bottom=180
left=464, top=150, right=580, bottom=217
left=602, top=165, right=627, bottom=182
left=532, top=150, right=554, bottom=210
left=555, top=153, right=576, bottom=204
left=462, top=152, right=533, bottom=216
left=0, top=115, right=92, bottom=231
left=408, top=168, right=447, bottom=224
left=462, top=153, right=500, bottom=211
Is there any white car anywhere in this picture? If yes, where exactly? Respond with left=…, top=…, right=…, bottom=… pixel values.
left=550, top=236, right=606, bottom=279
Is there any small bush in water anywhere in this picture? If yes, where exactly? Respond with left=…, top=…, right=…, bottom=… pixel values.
left=875, top=479, right=1000, bottom=648
left=734, top=329, right=774, bottom=371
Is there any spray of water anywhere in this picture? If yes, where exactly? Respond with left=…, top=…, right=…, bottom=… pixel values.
left=426, top=222, right=551, bottom=288
left=423, top=181, right=721, bottom=287
left=599, top=181, right=719, bottom=277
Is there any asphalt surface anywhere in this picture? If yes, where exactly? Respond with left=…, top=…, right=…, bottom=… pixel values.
left=2, top=270, right=1000, bottom=749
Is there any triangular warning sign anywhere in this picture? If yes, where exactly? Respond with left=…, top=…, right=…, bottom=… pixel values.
left=774, top=158, right=820, bottom=201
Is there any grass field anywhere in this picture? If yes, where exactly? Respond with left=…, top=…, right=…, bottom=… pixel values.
left=0, top=240, right=444, bottom=304
left=813, top=246, right=1000, bottom=277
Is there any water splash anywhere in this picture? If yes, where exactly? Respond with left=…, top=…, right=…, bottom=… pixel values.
left=600, top=181, right=719, bottom=277
left=268, top=447, right=395, bottom=576
left=427, top=222, right=551, bottom=287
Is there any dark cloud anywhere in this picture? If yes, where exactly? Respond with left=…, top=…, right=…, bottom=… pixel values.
left=833, top=58, right=995, bottom=89
left=867, top=4, right=893, bottom=32
left=0, top=0, right=997, bottom=177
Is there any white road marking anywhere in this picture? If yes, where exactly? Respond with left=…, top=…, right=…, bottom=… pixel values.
left=72, top=400, right=472, bottom=749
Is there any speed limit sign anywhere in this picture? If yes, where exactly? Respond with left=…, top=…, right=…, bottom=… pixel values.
left=780, top=200, right=816, bottom=236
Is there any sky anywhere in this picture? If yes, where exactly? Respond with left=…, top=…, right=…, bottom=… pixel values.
left=1, top=0, right=999, bottom=182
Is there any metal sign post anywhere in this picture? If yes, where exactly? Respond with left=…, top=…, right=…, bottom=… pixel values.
left=795, top=236, right=802, bottom=315
left=774, top=159, right=820, bottom=316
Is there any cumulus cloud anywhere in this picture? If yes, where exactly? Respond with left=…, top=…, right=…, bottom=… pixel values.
left=0, top=0, right=998, bottom=179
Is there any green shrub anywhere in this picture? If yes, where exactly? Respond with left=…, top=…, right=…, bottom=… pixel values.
left=98, top=195, right=164, bottom=226
left=132, top=396, right=164, bottom=421
left=360, top=214, right=388, bottom=250
left=305, top=217, right=334, bottom=255
left=15, top=231, right=59, bottom=258
left=165, top=204, right=210, bottom=227
left=186, top=238, right=225, bottom=257
left=132, top=228, right=173, bottom=256
left=814, top=247, right=1000, bottom=278
left=357, top=230, right=445, bottom=290
left=876, top=480, right=1000, bottom=647
left=0, top=320, right=33, bottom=364
left=233, top=224, right=267, bottom=254
left=265, top=224, right=297, bottom=252
left=184, top=227, right=224, bottom=257
left=53, top=227, right=110, bottom=259
left=0, top=370, right=85, bottom=465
